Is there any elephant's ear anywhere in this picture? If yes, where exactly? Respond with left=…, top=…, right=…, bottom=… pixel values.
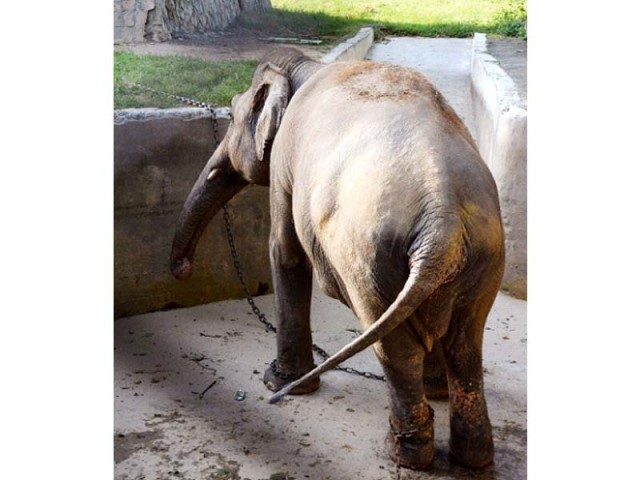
left=252, top=64, right=291, bottom=162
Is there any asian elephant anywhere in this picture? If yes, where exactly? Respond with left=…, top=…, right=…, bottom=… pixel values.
left=170, top=47, right=504, bottom=471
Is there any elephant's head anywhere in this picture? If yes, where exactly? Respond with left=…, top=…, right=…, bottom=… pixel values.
left=170, top=63, right=291, bottom=280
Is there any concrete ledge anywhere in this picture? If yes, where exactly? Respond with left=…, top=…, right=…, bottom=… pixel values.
left=321, top=27, right=374, bottom=62
left=471, top=33, right=527, bottom=299
left=114, top=107, right=229, bottom=124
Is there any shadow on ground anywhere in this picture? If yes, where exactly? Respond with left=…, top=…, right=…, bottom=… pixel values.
left=235, top=8, right=498, bottom=39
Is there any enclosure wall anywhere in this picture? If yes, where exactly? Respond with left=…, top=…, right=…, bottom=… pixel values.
left=114, top=108, right=272, bottom=318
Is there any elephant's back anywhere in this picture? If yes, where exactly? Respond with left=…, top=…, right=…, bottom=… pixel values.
left=309, top=61, right=444, bottom=103
left=290, top=60, right=477, bottom=153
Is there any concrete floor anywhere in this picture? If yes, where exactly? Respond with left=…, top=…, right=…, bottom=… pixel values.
left=115, top=286, right=526, bottom=480
left=115, top=38, right=527, bottom=479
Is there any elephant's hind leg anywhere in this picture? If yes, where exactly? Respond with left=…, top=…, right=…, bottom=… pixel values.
left=375, top=323, right=436, bottom=470
left=341, top=277, right=437, bottom=470
left=441, top=297, right=496, bottom=468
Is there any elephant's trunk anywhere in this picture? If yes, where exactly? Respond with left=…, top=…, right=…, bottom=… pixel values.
left=170, top=150, right=248, bottom=280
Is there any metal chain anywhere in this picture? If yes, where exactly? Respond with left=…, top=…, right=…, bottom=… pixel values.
left=124, top=81, right=385, bottom=383
left=221, top=206, right=277, bottom=334
left=124, top=81, right=221, bottom=119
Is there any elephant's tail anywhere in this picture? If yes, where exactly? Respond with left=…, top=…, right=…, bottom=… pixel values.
left=269, top=224, right=466, bottom=404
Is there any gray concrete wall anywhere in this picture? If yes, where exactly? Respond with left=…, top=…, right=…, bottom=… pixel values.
left=114, top=108, right=272, bottom=318
left=115, top=0, right=272, bottom=44
left=471, top=33, right=527, bottom=299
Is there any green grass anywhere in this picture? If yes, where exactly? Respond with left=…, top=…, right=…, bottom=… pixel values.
left=114, top=52, right=257, bottom=109
left=238, top=0, right=515, bottom=39
left=494, top=0, right=527, bottom=38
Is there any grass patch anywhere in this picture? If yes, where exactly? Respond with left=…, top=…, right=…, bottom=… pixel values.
left=238, top=0, right=510, bottom=39
left=494, top=0, right=527, bottom=38
left=114, top=52, right=257, bottom=109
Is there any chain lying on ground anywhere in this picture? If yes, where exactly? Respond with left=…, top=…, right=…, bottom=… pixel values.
left=125, top=81, right=385, bottom=383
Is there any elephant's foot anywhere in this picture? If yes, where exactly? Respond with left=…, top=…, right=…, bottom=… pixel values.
left=385, top=409, right=435, bottom=471
left=263, top=359, right=320, bottom=395
left=448, top=420, right=494, bottom=469
left=423, top=372, right=449, bottom=400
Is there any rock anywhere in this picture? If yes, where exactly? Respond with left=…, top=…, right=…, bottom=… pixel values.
left=115, top=0, right=273, bottom=44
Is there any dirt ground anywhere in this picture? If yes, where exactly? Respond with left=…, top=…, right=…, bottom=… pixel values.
left=114, top=28, right=331, bottom=62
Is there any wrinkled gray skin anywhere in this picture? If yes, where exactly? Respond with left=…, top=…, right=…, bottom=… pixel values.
left=170, top=48, right=504, bottom=471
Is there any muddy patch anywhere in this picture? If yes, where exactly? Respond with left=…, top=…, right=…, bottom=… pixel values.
left=114, top=429, right=165, bottom=464
left=492, top=421, right=527, bottom=478
left=202, top=453, right=242, bottom=480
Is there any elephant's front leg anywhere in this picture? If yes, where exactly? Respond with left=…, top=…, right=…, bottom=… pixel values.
left=263, top=190, right=319, bottom=395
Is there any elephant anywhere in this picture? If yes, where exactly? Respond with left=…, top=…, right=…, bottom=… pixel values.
left=170, top=47, right=504, bottom=471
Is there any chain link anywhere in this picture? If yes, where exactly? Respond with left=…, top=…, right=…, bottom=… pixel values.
left=124, top=81, right=385, bottom=383
left=222, top=206, right=278, bottom=334
left=125, top=81, right=220, bottom=117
